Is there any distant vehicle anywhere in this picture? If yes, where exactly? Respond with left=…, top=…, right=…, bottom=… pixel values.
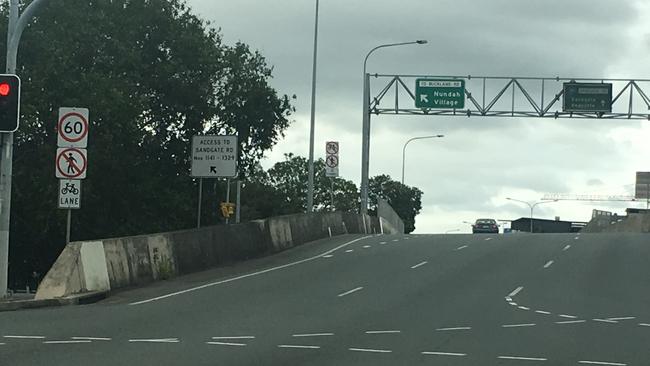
left=472, top=218, right=499, bottom=234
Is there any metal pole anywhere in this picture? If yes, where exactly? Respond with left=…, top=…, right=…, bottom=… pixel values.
left=401, top=135, right=444, bottom=185
left=306, top=0, right=319, bottom=213
left=530, top=206, right=534, bottom=233
left=360, top=72, right=370, bottom=214
left=65, top=210, right=71, bottom=245
left=0, top=0, right=49, bottom=298
left=236, top=180, right=241, bottom=224
left=196, top=178, right=203, bottom=228
left=225, top=178, right=231, bottom=225
left=330, top=178, right=334, bottom=211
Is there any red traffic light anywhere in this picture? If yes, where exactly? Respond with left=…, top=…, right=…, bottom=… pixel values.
left=0, top=83, right=9, bottom=97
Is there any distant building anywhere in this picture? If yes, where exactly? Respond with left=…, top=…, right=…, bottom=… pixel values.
left=511, top=217, right=586, bottom=233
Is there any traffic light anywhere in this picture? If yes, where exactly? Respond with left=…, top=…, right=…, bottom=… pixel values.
left=0, top=74, right=20, bottom=132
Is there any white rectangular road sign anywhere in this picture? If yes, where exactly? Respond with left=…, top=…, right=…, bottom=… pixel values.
left=55, top=147, right=88, bottom=179
left=58, top=180, right=81, bottom=209
left=325, top=141, right=339, bottom=178
left=57, top=107, right=89, bottom=148
left=191, top=135, right=238, bottom=178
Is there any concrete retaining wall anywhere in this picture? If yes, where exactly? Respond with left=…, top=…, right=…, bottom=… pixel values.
left=36, top=211, right=388, bottom=299
left=583, top=213, right=650, bottom=233
left=378, top=198, right=405, bottom=234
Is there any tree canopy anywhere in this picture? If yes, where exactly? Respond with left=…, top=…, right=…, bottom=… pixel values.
left=369, top=174, right=423, bottom=234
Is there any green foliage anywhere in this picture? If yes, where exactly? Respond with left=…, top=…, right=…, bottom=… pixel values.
left=267, top=153, right=359, bottom=213
left=369, top=174, right=423, bottom=234
left=2, top=0, right=294, bottom=287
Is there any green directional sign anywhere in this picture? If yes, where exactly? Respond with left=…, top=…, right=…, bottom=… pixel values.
left=563, top=82, right=612, bottom=113
left=415, top=79, right=465, bottom=109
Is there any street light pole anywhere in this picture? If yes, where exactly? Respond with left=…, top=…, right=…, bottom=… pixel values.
left=306, top=0, right=319, bottom=213
left=359, top=39, right=427, bottom=214
left=1, top=0, right=50, bottom=298
left=401, top=134, right=443, bottom=185
left=506, top=197, right=558, bottom=233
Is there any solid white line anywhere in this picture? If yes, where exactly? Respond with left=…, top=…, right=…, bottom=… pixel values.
left=563, top=244, right=571, bottom=251
left=556, top=320, right=586, bottom=324
left=345, top=249, right=353, bottom=253
left=71, top=337, right=112, bottom=341
left=455, top=245, right=468, bottom=250
left=206, top=341, right=246, bottom=347
left=349, top=347, right=392, bottom=353
left=365, top=330, right=401, bottom=334
left=535, top=310, right=551, bottom=315
left=502, top=323, right=536, bottom=328
left=211, top=336, right=255, bottom=340
left=605, top=317, right=635, bottom=321
left=278, top=344, right=321, bottom=349
left=543, top=260, right=554, bottom=269
left=292, top=333, right=334, bottom=337
left=337, top=286, right=363, bottom=297
left=3, top=335, right=45, bottom=339
left=559, top=314, right=577, bottom=319
left=130, top=235, right=372, bottom=305
left=128, top=338, right=179, bottom=343
left=43, top=340, right=92, bottom=344
left=322, top=254, right=333, bottom=258
left=593, top=318, right=618, bottom=324
left=578, top=361, right=626, bottom=366
left=518, top=306, right=531, bottom=310
left=410, top=261, right=428, bottom=269
left=422, top=351, right=467, bottom=356
left=639, top=323, right=650, bottom=327
left=498, top=355, right=547, bottom=361
left=436, top=327, right=471, bottom=331
left=508, top=286, right=524, bottom=298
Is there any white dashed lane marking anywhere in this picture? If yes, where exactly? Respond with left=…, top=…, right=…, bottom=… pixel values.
left=498, top=355, right=547, bottom=361
left=507, top=286, right=524, bottom=298
left=535, top=310, right=551, bottom=315
left=518, top=306, right=530, bottom=310
left=71, top=337, right=112, bottom=341
left=362, top=245, right=371, bottom=249
left=349, top=347, right=392, bottom=353
left=422, top=351, right=467, bottom=357
left=556, top=320, right=586, bottom=324
left=278, top=344, right=321, bottom=349
left=379, top=242, right=387, bottom=245
left=43, top=340, right=91, bottom=344
left=605, top=317, right=635, bottom=321
left=578, top=361, right=626, bottom=366
left=559, top=314, right=577, bottom=319
left=337, top=287, right=363, bottom=297
left=211, top=336, right=255, bottom=340
left=410, top=261, right=428, bottom=269
left=485, top=237, right=493, bottom=241
left=639, top=323, right=650, bottom=327
left=543, top=260, right=554, bottom=269
left=345, top=249, right=353, bottom=253
left=436, top=327, right=471, bottom=331
left=563, top=244, right=571, bottom=251
left=129, top=338, right=180, bottom=343
left=455, top=245, right=468, bottom=250
left=292, top=333, right=334, bottom=337
left=206, top=341, right=246, bottom=347
left=365, top=330, right=401, bottom=334
left=593, top=318, right=618, bottom=324
left=392, top=239, right=399, bottom=242
left=502, top=323, right=536, bottom=328
left=3, top=335, right=45, bottom=339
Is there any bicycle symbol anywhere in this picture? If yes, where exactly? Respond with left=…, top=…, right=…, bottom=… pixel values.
left=61, top=182, right=79, bottom=195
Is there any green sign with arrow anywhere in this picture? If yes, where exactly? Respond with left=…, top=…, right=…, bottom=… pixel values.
left=415, top=79, right=465, bottom=109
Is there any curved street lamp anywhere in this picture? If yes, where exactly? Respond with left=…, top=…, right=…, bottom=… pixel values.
left=359, top=39, right=428, bottom=214
left=401, top=134, right=444, bottom=184
left=506, top=197, right=558, bottom=233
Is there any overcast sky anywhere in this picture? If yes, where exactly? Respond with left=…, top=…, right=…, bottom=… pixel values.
left=188, top=0, right=650, bottom=233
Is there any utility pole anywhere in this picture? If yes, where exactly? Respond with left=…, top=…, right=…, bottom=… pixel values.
left=306, top=0, right=319, bottom=213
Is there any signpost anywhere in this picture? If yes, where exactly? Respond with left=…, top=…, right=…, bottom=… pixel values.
left=415, top=79, right=465, bottom=109
left=563, top=82, right=612, bottom=113
left=191, top=135, right=238, bottom=227
left=325, top=141, right=339, bottom=210
left=56, top=107, right=89, bottom=245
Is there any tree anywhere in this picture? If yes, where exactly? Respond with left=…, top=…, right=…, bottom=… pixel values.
left=1, top=0, right=294, bottom=288
left=369, top=174, right=423, bottom=234
left=267, top=153, right=359, bottom=213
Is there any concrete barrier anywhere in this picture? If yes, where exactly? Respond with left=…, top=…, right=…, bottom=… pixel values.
left=36, top=211, right=391, bottom=299
left=378, top=198, right=405, bottom=234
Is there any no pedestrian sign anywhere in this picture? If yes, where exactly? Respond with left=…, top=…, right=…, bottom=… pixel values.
left=325, top=141, right=339, bottom=178
left=55, top=147, right=88, bottom=179
left=191, top=135, right=238, bottom=178
left=57, top=107, right=89, bottom=148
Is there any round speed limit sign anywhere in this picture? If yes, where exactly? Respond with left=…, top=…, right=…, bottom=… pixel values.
left=57, top=107, right=89, bottom=148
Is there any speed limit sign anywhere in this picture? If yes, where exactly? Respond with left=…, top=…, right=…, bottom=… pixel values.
left=57, top=107, right=89, bottom=148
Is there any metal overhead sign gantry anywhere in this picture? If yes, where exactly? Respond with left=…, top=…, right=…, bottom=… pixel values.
left=359, top=73, right=650, bottom=214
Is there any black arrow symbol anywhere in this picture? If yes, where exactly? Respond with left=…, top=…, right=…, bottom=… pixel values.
left=210, top=166, right=217, bottom=174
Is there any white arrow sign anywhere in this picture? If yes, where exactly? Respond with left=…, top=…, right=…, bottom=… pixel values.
left=420, top=95, right=429, bottom=103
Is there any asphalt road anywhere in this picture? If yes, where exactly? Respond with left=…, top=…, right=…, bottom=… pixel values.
left=1, top=232, right=649, bottom=365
